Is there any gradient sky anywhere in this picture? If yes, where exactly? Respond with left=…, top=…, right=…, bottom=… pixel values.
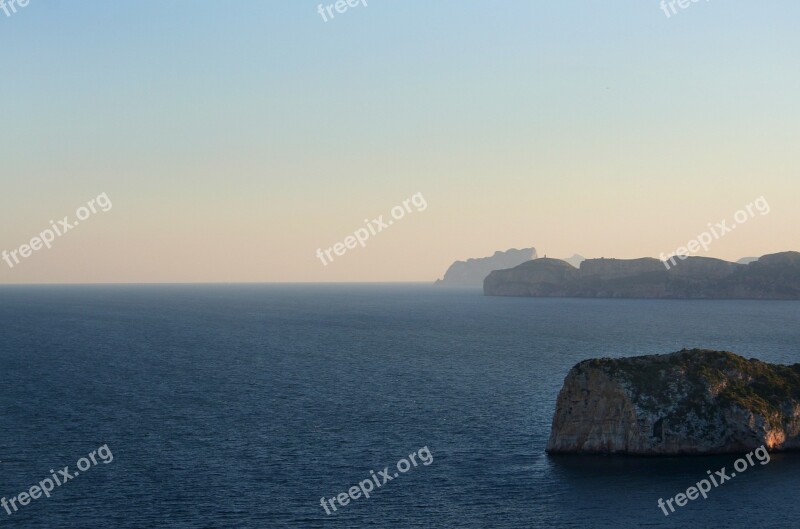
left=1, top=1, right=798, bottom=283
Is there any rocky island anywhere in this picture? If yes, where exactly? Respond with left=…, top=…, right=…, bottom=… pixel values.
left=484, top=251, right=800, bottom=299
left=546, top=349, right=800, bottom=455
left=435, top=247, right=536, bottom=287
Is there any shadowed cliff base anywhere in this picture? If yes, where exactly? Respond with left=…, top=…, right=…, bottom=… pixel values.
left=547, top=349, right=800, bottom=456
left=485, top=252, right=800, bottom=300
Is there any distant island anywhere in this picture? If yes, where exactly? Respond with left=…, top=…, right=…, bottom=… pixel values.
left=560, top=254, right=586, bottom=269
left=434, top=247, right=536, bottom=287
left=484, top=251, right=800, bottom=299
left=547, top=349, right=800, bottom=455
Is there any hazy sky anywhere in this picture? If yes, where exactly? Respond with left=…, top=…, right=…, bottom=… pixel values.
left=1, top=1, right=798, bottom=283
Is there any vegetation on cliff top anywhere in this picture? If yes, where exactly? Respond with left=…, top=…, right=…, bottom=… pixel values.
left=577, top=349, right=800, bottom=431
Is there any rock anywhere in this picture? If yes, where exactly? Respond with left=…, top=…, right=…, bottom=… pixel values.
left=484, top=251, right=800, bottom=299
left=546, top=349, right=800, bottom=455
left=434, top=247, right=536, bottom=287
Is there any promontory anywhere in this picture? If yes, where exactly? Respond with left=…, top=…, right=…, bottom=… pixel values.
left=435, top=247, right=536, bottom=287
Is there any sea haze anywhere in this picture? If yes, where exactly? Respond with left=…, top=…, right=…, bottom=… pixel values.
left=1, top=285, right=799, bottom=528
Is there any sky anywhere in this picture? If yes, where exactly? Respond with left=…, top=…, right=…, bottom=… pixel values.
left=1, top=0, right=798, bottom=283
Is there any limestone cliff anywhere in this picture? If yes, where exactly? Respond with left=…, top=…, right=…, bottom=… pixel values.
left=546, top=349, right=800, bottom=455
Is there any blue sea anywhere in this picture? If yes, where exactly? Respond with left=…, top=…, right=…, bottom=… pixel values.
left=1, top=284, right=799, bottom=528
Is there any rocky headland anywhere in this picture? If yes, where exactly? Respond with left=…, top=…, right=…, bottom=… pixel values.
left=435, top=247, right=536, bottom=287
left=546, top=349, right=800, bottom=455
left=484, top=251, right=800, bottom=299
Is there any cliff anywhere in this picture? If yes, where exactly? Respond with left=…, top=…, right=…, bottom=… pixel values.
left=484, top=251, right=800, bottom=299
left=546, top=349, right=800, bottom=455
left=434, top=247, right=537, bottom=287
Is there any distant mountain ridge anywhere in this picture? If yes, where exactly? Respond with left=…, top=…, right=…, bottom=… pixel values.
left=435, top=247, right=537, bottom=287
left=559, top=254, right=586, bottom=268
left=484, top=251, right=800, bottom=299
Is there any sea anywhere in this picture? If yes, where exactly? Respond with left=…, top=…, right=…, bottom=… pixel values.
left=1, top=284, right=799, bottom=528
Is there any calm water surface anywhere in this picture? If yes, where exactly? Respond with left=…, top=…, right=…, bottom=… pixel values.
left=1, top=285, right=799, bottom=528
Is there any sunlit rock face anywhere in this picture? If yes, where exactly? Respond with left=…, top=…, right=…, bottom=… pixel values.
left=546, top=349, right=800, bottom=455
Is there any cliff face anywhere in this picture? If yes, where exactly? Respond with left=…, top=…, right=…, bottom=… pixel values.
left=546, top=350, right=800, bottom=455
left=434, top=247, right=536, bottom=287
left=484, top=252, right=800, bottom=299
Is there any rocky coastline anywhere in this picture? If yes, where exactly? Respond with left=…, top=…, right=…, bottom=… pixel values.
left=485, top=251, right=800, bottom=299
